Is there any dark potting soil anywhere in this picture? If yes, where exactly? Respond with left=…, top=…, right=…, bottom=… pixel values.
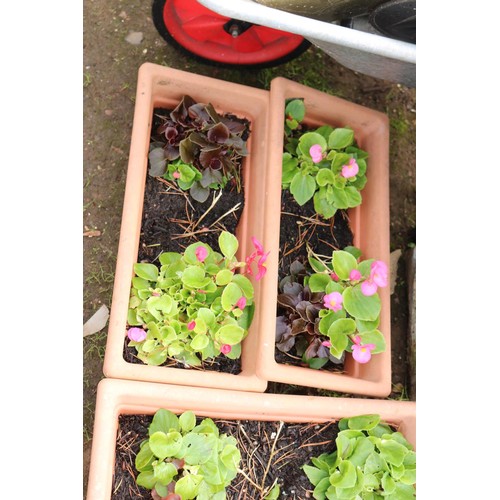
left=112, top=414, right=339, bottom=500
left=122, top=107, right=249, bottom=375
left=275, top=190, right=354, bottom=373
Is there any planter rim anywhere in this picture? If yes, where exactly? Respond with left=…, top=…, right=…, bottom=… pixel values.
left=103, top=63, right=271, bottom=392
left=86, top=378, right=416, bottom=500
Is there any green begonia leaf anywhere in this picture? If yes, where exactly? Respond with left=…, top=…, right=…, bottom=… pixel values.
left=182, top=266, right=207, bottom=288
left=345, top=186, right=362, bottom=208
left=134, top=263, right=158, bottom=282
left=290, top=172, right=316, bottom=206
left=149, top=409, right=179, bottom=435
left=153, top=461, right=178, bottom=486
left=313, top=477, right=331, bottom=499
left=231, top=274, right=254, bottom=299
left=328, top=128, right=354, bottom=149
left=318, top=310, right=345, bottom=334
left=331, top=186, right=349, bottom=209
left=282, top=153, right=299, bottom=184
left=183, top=433, right=218, bottom=465
left=347, top=414, right=381, bottom=431
left=332, top=250, right=358, bottom=280
left=191, top=333, right=209, bottom=351
left=357, top=330, right=386, bottom=354
left=285, top=99, right=305, bottom=121
left=330, top=460, right=357, bottom=488
left=149, top=431, right=183, bottom=460
left=220, top=444, right=241, bottom=470
left=216, top=269, right=234, bottom=286
left=316, top=125, right=335, bottom=140
left=197, top=307, right=216, bottom=327
left=175, top=473, right=203, bottom=500
left=219, top=231, right=238, bottom=259
left=132, top=277, right=150, bottom=290
left=136, top=470, right=156, bottom=490
left=377, top=439, right=409, bottom=467
left=316, top=168, right=335, bottom=186
left=303, top=465, right=329, bottom=486
left=343, top=285, right=381, bottom=321
left=159, top=251, right=182, bottom=266
left=308, top=273, right=332, bottom=292
left=381, top=471, right=396, bottom=494
left=221, top=282, right=243, bottom=311
left=179, top=411, right=197, bottom=433
left=313, top=190, right=337, bottom=219
left=216, top=324, right=245, bottom=345
left=135, top=442, right=155, bottom=471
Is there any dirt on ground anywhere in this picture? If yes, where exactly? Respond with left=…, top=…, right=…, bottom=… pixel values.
left=83, top=0, right=415, bottom=494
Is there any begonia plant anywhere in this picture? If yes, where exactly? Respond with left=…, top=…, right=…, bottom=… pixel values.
left=275, top=247, right=387, bottom=369
left=303, top=414, right=416, bottom=500
left=126, top=231, right=268, bottom=367
left=282, top=98, right=368, bottom=219
left=148, top=95, right=249, bottom=203
left=134, top=409, right=241, bottom=499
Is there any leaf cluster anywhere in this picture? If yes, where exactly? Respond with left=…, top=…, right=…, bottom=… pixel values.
left=275, top=248, right=385, bottom=369
left=148, top=95, right=249, bottom=202
left=127, top=232, right=255, bottom=366
left=282, top=99, right=368, bottom=219
left=135, top=409, right=241, bottom=499
left=303, top=414, right=416, bottom=500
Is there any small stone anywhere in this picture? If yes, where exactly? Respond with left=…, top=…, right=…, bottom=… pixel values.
left=125, top=31, right=143, bottom=45
left=104, top=109, right=113, bottom=116
left=119, top=10, right=127, bottom=18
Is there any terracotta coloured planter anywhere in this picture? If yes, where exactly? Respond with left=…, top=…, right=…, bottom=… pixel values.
left=258, top=77, right=391, bottom=397
left=103, top=63, right=269, bottom=392
left=86, top=378, right=416, bottom=500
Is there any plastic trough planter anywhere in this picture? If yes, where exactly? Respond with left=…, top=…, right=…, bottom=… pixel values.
left=86, top=378, right=416, bottom=499
left=257, top=77, right=392, bottom=397
left=103, top=63, right=270, bottom=392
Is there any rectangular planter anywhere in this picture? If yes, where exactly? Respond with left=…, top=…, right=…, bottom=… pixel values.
left=258, top=77, right=391, bottom=397
left=86, top=378, right=416, bottom=500
left=103, top=63, right=269, bottom=392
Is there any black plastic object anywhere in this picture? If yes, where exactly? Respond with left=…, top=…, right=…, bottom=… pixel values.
left=369, top=0, right=416, bottom=44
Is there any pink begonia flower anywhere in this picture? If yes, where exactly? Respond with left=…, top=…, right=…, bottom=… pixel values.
left=220, top=344, right=232, bottom=355
left=195, top=246, right=208, bottom=262
left=127, top=327, right=147, bottom=342
left=172, top=171, right=181, bottom=179
left=370, top=260, right=388, bottom=288
left=351, top=336, right=376, bottom=364
left=361, top=280, right=378, bottom=296
left=245, top=237, right=270, bottom=281
left=236, top=296, right=247, bottom=310
left=341, top=158, right=359, bottom=178
left=330, top=272, right=339, bottom=282
left=349, top=269, right=362, bottom=281
left=187, top=321, right=196, bottom=331
left=323, top=291, right=343, bottom=312
left=361, top=260, right=388, bottom=296
left=309, top=144, right=323, bottom=163
left=321, top=340, right=332, bottom=348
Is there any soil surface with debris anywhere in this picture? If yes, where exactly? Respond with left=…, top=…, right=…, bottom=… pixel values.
left=83, top=1, right=415, bottom=495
